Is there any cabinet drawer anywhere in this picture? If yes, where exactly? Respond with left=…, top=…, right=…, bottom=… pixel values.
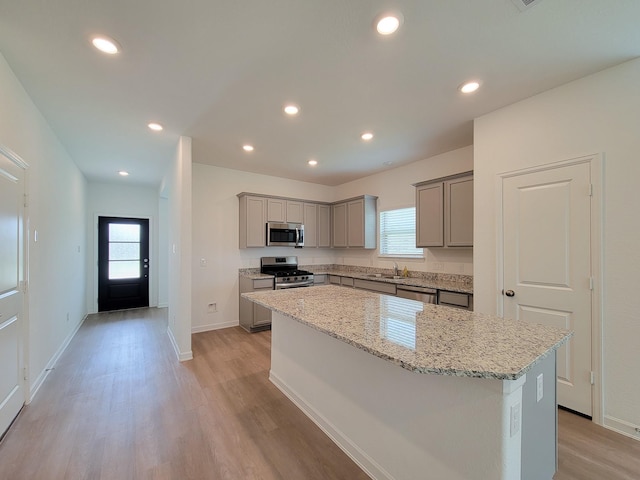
left=253, top=278, right=274, bottom=289
left=329, top=275, right=341, bottom=285
left=353, top=279, right=396, bottom=295
left=341, top=277, right=354, bottom=287
left=438, top=291, right=470, bottom=308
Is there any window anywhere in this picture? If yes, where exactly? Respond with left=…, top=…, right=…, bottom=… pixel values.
left=379, top=207, right=423, bottom=257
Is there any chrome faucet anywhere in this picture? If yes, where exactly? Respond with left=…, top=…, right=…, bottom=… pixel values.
left=393, top=262, right=398, bottom=276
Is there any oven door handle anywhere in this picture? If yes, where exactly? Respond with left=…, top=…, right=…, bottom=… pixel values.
left=276, top=283, right=313, bottom=289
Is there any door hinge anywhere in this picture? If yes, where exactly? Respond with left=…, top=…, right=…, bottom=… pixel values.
left=23, top=367, right=28, bottom=381
left=590, top=371, right=595, bottom=385
left=589, top=277, right=594, bottom=290
left=588, top=184, right=593, bottom=197
left=24, top=193, right=28, bottom=207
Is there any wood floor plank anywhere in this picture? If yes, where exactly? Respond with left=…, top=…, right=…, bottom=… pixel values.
left=0, top=307, right=637, bottom=479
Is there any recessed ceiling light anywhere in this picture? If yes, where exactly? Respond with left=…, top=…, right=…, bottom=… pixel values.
left=148, top=122, right=163, bottom=131
left=284, top=104, right=299, bottom=116
left=91, top=36, right=120, bottom=55
left=118, top=170, right=129, bottom=176
left=459, top=81, right=481, bottom=94
left=375, top=13, right=402, bottom=35
left=308, top=159, right=318, bottom=166
left=361, top=132, right=374, bottom=141
left=243, top=145, right=254, bottom=152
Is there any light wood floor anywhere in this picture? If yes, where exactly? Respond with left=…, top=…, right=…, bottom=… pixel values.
left=0, top=308, right=638, bottom=479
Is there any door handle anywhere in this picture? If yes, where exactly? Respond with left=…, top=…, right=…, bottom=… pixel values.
left=504, top=289, right=515, bottom=297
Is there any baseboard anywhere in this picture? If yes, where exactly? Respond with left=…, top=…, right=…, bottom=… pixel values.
left=166, top=326, right=193, bottom=361
left=604, top=415, right=640, bottom=441
left=157, top=302, right=168, bottom=308
left=29, top=313, right=88, bottom=404
left=269, top=371, right=392, bottom=480
left=191, top=320, right=238, bottom=334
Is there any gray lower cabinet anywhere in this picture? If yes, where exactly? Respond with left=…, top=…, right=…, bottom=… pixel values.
left=239, top=276, right=273, bottom=332
left=313, top=274, right=327, bottom=285
left=329, top=275, right=354, bottom=287
left=353, top=278, right=397, bottom=295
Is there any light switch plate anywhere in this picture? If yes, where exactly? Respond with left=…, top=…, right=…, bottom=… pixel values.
left=510, top=402, right=521, bottom=437
left=536, top=373, right=544, bottom=402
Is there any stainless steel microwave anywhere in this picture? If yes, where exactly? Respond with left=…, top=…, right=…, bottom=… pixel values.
left=266, top=222, right=304, bottom=247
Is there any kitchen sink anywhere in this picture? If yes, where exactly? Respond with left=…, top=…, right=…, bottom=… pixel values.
left=366, top=273, right=402, bottom=279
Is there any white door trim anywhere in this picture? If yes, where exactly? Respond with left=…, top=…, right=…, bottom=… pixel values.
left=495, top=153, right=604, bottom=425
left=0, top=145, right=30, bottom=405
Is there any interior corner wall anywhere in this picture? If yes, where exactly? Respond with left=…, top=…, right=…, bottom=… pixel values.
left=191, top=164, right=335, bottom=332
left=85, top=182, right=160, bottom=313
left=473, top=58, right=640, bottom=434
left=0, top=52, right=88, bottom=399
left=166, top=136, right=193, bottom=360
left=333, top=145, right=474, bottom=275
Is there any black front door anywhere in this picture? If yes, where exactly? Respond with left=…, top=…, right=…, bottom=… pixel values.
left=98, top=217, right=149, bottom=312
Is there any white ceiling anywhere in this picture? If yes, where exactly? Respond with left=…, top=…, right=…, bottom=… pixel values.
left=0, top=1, right=638, bottom=186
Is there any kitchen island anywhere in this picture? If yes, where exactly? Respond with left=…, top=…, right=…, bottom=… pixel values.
left=242, top=286, right=571, bottom=480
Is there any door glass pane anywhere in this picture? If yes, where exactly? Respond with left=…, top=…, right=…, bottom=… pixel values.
left=109, top=261, right=140, bottom=279
left=109, top=224, right=140, bottom=242
left=109, top=243, right=140, bottom=261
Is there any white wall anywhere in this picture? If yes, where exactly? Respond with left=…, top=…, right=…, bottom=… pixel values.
left=165, top=137, right=193, bottom=360
left=191, top=147, right=473, bottom=333
left=191, top=164, right=335, bottom=332
left=334, top=146, right=474, bottom=275
left=474, top=58, right=640, bottom=435
left=85, top=182, right=160, bottom=313
left=0, top=52, right=87, bottom=399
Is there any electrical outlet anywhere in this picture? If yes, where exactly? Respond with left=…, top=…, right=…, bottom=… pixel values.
left=207, top=302, right=217, bottom=313
left=536, top=373, right=544, bottom=402
left=200, top=258, right=207, bottom=267
left=432, top=262, right=444, bottom=272
left=510, top=402, right=521, bottom=437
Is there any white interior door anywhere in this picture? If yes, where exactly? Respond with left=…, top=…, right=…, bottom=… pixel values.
left=502, top=161, right=592, bottom=416
left=0, top=150, right=25, bottom=435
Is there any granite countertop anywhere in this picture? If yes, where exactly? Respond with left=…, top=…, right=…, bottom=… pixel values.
left=242, top=285, right=571, bottom=380
left=239, top=266, right=473, bottom=294
left=313, top=268, right=473, bottom=294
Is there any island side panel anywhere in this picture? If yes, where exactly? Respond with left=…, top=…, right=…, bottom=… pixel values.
left=521, top=351, right=557, bottom=479
left=269, top=312, right=524, bottom=480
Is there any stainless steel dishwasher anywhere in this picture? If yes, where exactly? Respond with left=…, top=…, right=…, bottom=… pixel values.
left=396, top=285, right=437, bottom=303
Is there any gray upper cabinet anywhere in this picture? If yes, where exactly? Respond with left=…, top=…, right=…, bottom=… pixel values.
left=303, top=202, right=318, bottom=247
left=238, top=192, right=375, bottom=249
left=416, top=183, right=444, bottom=247
left=238, top=195, right=267, bottom=248
left=415, top=173, right=473, bottom=248
left=267, top=198, right=285, bottom=222
left=445, top=176, right=473, bottom=247
left=333, top=195, right=377, bottom=249
left=317, top=204, right=331, bottom=248
left=332, top=202, right=348, bottom=247
left=286, top=201, right=304, bottom=223
left=267, top=198, right=304, bottom=223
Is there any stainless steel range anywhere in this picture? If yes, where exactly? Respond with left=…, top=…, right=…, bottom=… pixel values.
left=261, top=256, right=314, bottom=289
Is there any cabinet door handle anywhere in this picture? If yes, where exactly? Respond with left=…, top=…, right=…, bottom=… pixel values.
left=504, top=289, right=515, bottom=297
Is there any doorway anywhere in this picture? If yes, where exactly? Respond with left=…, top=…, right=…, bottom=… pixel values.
left=98, top=217, right=149, bottom=312
left=500, top=155, right=602, bottom=419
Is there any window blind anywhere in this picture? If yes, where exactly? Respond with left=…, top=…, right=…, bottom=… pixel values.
left=379, top=207, right=423, bottom=256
